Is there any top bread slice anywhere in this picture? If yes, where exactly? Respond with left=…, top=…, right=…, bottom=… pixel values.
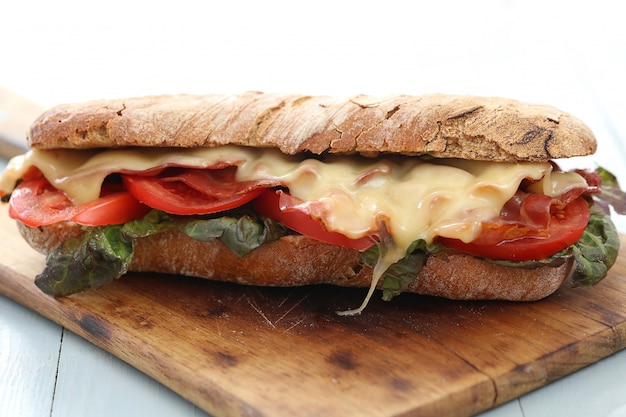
left=28, top=92, right=596, bottom=162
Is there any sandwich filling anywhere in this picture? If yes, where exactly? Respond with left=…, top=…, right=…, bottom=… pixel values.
left=1, top=145, right=623, bottom=314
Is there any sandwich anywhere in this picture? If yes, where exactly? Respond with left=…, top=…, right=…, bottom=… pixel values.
left=1, top=92, right=624, bottom=315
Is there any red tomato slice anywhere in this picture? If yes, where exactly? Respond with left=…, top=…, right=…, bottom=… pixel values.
left=9, top=176, right=151, bottom=227
left=439, top=196, right=590, bottom=261
left=252, top=189, right=376, bottom=251
left=71, top=190, right=152, bottom=226
left=122, top=167, right=277, bottom=215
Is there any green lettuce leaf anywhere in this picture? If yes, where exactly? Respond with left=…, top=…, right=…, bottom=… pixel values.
left=122, top=209, right=176, bottom=238
left=360, top=240, right=442, bottom=301
left=570, top=212, right=620, bottom=287
left=35, top=226, right=134, bottom=296
left=35, top=210, right=287, bottom=295
left=35, top=210, right=176, bottom=296
left=181, top=215, right=285, bottom=257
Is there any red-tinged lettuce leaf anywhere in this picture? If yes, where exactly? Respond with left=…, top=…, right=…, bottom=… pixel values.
left=593, top=167, right=626, bottom=215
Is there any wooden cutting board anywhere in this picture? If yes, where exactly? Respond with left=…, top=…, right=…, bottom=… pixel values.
left=0, top=86, right=40, bottom=157
left=1, top=203, right=626, bottom=417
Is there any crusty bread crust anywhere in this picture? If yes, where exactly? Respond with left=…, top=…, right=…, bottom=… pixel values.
left=17, top=221, right=574, bottom=301
left=28, top=92, right=596, bottom=162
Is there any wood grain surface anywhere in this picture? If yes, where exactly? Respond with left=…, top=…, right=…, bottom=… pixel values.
left=0, top=86, right=42, bottom=157
left=1, top=203, right=626, bottom=417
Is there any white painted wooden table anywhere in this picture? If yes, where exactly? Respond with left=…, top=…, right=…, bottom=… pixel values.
left=2, top=1, right=626, bottom=415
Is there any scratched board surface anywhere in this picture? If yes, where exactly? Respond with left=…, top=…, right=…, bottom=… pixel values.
left=1, top=203, right=626, bottom=417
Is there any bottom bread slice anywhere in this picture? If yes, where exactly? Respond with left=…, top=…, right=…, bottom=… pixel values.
left=17, top=221, right=574, bottom=301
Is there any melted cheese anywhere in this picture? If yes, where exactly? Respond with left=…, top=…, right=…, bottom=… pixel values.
left=1, top=145, right=588, bottom=314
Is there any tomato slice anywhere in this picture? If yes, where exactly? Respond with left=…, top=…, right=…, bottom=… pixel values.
left=9, top=176, right=151, bottom=227
left=71, top=190, right=152, bottom=226
left=252, top=189, right=376, bottom=251
left=122, top=167, right=277, bottom=215
left=439, top=196, right=590, bottom=261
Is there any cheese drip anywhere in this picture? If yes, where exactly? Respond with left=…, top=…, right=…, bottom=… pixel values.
left=1, top=146, right=587, bottom=314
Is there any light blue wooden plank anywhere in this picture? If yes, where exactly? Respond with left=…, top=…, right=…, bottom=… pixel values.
left=0, top=295, right=62, bottom=417
left=476, top=399, right=524, bottom=417
left=518, top=350, right=626, bottom=417
left=51, top=331, right=210, bottom=417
